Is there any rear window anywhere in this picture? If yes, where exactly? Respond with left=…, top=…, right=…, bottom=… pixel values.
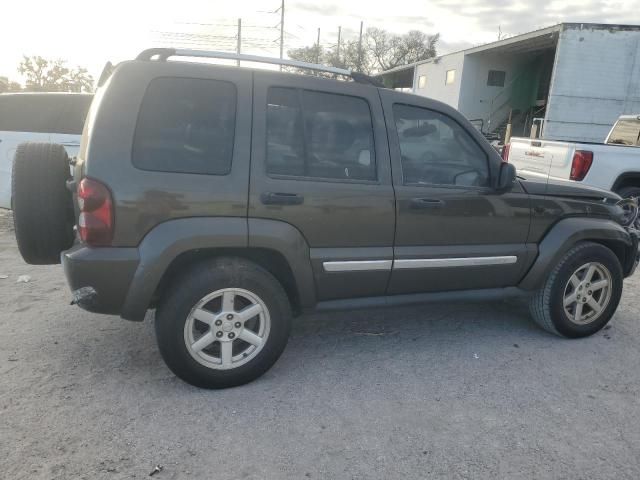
left=0, top=94, right=92, bottom=134
left=607, top=118, right=640, bottom=146
left=132, top=77, right=236, bottom=175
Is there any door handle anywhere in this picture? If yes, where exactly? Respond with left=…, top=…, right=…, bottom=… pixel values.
left=410, top=197, right=445, bottom=209
left=261, top=192, right=304, bottom=205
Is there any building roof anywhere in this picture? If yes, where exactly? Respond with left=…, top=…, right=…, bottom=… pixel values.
left=380, top=22, right=640, bottom=75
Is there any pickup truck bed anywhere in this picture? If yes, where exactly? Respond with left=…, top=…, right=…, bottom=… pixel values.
left=506, top=115, right=640, bottom=197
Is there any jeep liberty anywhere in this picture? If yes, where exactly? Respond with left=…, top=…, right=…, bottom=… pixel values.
left=10, top=49, right=640, bottom=388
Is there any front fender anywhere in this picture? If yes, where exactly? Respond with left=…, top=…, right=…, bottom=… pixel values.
left=519, top=217, right=633, bottom=290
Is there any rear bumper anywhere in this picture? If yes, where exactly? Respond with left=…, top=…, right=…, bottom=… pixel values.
left=62, top=244, right=139, bottom=316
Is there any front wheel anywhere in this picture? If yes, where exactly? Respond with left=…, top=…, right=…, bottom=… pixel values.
left=155, top=257, right=292, bottom=388
left=529, top=242, right=623, bottom=338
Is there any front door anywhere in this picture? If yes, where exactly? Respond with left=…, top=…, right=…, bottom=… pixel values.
left=249, top=72, right=395, bottom=300
left=379, top=90, right=532, bottom=295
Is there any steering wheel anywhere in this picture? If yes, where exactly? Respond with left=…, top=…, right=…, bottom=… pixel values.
left=453, top=168, right=484, bottom=186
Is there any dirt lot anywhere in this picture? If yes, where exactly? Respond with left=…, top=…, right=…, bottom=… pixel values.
left=2, top=208, right=640, bottom=479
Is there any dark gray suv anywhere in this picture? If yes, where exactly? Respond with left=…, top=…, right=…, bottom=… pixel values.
left=11, top=48, right=640, bottom=389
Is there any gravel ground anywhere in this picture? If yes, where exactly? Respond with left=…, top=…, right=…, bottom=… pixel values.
left=2, top=208, right=640, bottom=479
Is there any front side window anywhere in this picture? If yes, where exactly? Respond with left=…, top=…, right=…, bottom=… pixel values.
left=266, top=87, right=376, bottom=181
left=607, top=119, right=640, bottom=146
left=133, top=77, right=236, bottom=175
left=393, top=104, right=490, bottom=187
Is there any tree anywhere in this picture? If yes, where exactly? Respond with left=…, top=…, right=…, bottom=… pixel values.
left=287, top=27, right=438, bottom=76
left=366, top=28, right=439, bottom=71
left=17, top=56, right=94, bottom=93
left=0, top=77, right=22, bottom=93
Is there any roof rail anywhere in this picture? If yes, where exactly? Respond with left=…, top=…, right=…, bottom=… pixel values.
left=136, top=48, right=384, bottom=87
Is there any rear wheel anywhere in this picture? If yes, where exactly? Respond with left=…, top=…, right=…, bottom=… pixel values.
left=155, top=257, right=292, bottom=389
left=12, top=143, right=74, bottom=264
left=616, top=185, right=640, bottom=200
left=529, top=242, right=623, bottom=338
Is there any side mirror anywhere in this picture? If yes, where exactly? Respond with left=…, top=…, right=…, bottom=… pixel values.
left=496, top=162, right=516, bottom=192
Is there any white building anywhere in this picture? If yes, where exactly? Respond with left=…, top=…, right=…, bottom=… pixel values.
left=380, top=23, right=640, bottom=143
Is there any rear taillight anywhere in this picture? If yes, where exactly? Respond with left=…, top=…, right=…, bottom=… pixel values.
left=77, top=178, right=113, bottom=246
left=570, top=150, right=593, bottom=181
left=501, top=144, right=511, bottom=162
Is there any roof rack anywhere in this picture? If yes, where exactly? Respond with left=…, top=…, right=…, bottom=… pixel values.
left=136, top=48, right=384, bottom=87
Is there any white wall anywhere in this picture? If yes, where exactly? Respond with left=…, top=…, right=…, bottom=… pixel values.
left=413, top=52, right=465, bottom=109
left=544, top=25, right=640, bottom=142
left=457, top=52, right=525, bottom=130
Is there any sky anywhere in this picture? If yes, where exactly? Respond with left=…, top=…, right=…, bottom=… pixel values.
left=1, top=0, right=639, bottom=82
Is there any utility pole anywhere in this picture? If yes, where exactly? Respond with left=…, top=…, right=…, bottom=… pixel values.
left=237, top=18, right=242, bottom=66
left=337, top=26, right=342, bottom=63
left=358, top=21, right=364, bottom=71
left=279, top=0, right=285, bottom=70
left=316, top=27, right=321, bottom=64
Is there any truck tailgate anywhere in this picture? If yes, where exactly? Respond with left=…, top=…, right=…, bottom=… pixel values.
left=508, top=138, right=572, bottom=181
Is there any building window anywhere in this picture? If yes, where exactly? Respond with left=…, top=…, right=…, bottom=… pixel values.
left=418, top=75, right=427, bottom=89
left=445, top=70, right=456, bottom=85
left=487, top=70, right=506, bottom=87
left=266, top=87, right=376, bottom=181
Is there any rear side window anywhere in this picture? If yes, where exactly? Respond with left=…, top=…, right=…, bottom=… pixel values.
left=607, top=119, right=640, bottom=146
left=0, top=94, right=92, bottom=134
left=266, top=87, right=376, bottom=181
left=133, top=77, right=236, bottom=175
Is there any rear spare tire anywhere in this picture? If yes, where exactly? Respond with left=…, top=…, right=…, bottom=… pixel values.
left=12, top=143, right=74, bottom=264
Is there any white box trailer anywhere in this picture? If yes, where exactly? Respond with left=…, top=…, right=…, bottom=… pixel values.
left=381, top=23, right=640, bottom=146
left=543, top=25, right=640, bottom=143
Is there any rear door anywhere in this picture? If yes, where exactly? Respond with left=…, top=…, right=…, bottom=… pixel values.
left=249, top=72, right=395, bottom=301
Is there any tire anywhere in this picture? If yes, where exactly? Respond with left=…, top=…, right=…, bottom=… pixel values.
left=616, top=186, right=640, bottom=199
left=155, top=257, right=292, bottom=389
left=529, top=242, right=623, bottom=338
left=12, top=143, right=74, bottom=265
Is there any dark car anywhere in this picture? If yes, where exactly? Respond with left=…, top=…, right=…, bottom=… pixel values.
left=10, top=49, right=640, bottom=389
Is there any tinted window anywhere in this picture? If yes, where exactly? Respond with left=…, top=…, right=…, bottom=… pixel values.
left=487, top=70, right=506, bottom=87
left=266, top=87, right=376, bottom=181
left=133, top=77, right=236, bottom=175
left=0, top=93, right=92, bottom=134
left=393, top=104, right=489, bottom=187
left=607, top=119, right=640, bottom=146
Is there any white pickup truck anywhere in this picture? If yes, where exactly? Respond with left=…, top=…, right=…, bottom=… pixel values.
left=505, top=115, right=640, bottom=198
left=0, top=92, right=92, bottom=209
